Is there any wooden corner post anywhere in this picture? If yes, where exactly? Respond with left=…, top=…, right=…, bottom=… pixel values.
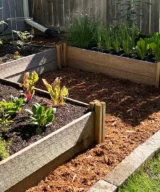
left=155, top=62, right=160, bottom=88
left=90, top=100, right=106, bottom=144
left=56, top=44, right=62, bottom=69
left=62, top=43, right=67, bottom=67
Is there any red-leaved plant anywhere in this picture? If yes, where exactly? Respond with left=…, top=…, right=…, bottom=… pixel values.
left=20, top=71, right=39, bottom=101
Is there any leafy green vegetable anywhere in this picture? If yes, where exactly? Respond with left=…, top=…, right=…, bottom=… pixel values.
left=147, top=33, right=160, bottom=61
left=42, top=78, right=68, bottom=107
left=0, top=96, right=24, bottom=130
left=136, top=38, right=148, bottom=60
left=12, top=30, right=33, bottom=43
left=25, top=103, right=56, bottom=130
left=20, top=71, right=39, bottom=101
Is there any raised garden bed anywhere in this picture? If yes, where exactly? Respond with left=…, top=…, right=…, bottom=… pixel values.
left=0, top=78, right=105, bottom=192
left=0, top=43, right=57, bottom=82
left=26, top=67, right=160, bottom=192
left=66, top=46, right=160, bottom=88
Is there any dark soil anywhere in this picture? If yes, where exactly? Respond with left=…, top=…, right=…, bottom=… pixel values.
left=0, top=81, right=87, bottom=156
left=27, top=67, right=160, bottom=192
left=0, top=43, right=51, bottom=64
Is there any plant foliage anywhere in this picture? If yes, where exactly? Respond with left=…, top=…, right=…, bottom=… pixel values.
left=136, top=38, right=148, bottom=60
left=68, top=16, right=97, bottom=48
left=25, top=103, right=56, bottom=129
left=42, top=78, right=68, bottom=107
left=0, top=136, right=9, bottom=161
left=20, top=71, right=39, bottom=101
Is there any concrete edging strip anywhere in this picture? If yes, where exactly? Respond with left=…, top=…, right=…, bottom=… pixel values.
left=89, top=130, right=160, bottom=191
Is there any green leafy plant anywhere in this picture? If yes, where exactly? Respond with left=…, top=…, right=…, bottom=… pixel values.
left=120, top=24, right=132, bottom=55
left=42, top=78, right=68, bottom=107
left=150, top=40, right=160, bottom=61
left=12, top=30, right=33, bottom=43
left=96, top=26, right=104, bottom=50
left=20, top=71, right=39, bottom=101
left=136, top=38, right=148, bottom=60
left=0, top=136, right=9, bottom=161
left=68, top=16, right=97, bottom=48
left=25, top=103, right=56, bottom=133
left=0, top=21, right=8, bottom=44
left=103, top=25, right=112, bottom=52
left=147, top=32, right=160, bottom=61
left=111, top=29, right=121, bottom=53
left=0, top=96, right=24, bottom=130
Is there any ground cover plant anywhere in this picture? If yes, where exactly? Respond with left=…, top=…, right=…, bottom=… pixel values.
left=118, top=153, right=160, bottom=192
left=0, top=73, right=87, bottom=161
left=68, top=16, right=160, bottom=63
left=27, top=67, right=160, bottom=192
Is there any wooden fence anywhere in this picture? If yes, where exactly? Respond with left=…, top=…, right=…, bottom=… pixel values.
left=30, top=0, right=160, bottom=34
left=0, top=0, right=159, bottom=35
left=0, top=0, right=26, bottom=35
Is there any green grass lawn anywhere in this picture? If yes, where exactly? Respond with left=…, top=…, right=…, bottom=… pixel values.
left=118, top=153, right=160, bottom=192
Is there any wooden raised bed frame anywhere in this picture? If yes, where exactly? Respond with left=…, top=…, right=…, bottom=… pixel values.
left=65, top=46, right=160, bottom=88
left=0, top=79, right=105, bottom=192
left=0, top=47, right=57, bottom=82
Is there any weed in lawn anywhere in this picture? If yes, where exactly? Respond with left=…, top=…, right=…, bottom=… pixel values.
left=42, top=77, right=68, bottom=107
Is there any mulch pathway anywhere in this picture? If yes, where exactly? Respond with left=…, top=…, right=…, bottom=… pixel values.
left=27, top=67, right=160, bottom=192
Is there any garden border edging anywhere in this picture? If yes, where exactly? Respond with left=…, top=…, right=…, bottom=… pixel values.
left=89, top=130, right=160, bottom=192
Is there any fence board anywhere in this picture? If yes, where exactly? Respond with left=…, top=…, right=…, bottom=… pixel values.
left=0, top=0, right=26, bottom=35
left=0, top=0, right=159, bottom=35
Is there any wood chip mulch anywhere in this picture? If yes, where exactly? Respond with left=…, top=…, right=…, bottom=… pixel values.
left=27, top=67, right=160, bottom=192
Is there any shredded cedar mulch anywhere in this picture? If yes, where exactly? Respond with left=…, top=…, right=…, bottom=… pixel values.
left=27, top=67, right=160, bottom=192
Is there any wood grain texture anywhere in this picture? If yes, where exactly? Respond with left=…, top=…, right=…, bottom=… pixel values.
left=67, top=47, right=157, bottom=86
left=29, top=0, right=160, bottom=34
left=0, top=49, right=57, bottom=80
left=0, top=112, right=95, bottom=192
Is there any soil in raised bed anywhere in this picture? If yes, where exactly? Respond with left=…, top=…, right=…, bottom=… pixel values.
left=27, top=67, right=160, bottom=192
left=0, top=43, right=51, bottom=64
left=0, top=81, right=87, bottom=156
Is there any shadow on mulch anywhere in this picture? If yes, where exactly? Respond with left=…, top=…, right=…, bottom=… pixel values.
left=36, top=67, right=160, bottom=127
